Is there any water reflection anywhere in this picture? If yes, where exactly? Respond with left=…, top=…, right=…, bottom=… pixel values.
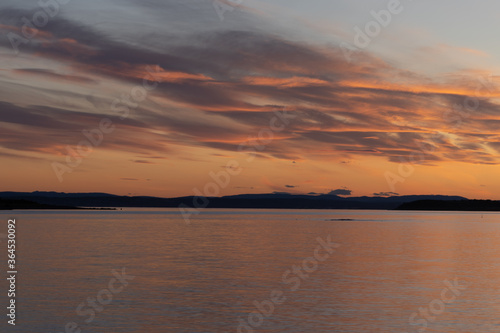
left=1, top=209, right=499, bottom=332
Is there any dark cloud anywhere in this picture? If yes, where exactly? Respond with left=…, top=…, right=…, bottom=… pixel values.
left=328, top=189, right=352, bottom=196
left=373, top=192, right=399, bottom=197
left=0, top=101, right=165, bottom=156
left=0, top=101, right=80, bottom=130
left=14, top=68, right=97, bottom=84
left=131, top=160, right=155, bottom=164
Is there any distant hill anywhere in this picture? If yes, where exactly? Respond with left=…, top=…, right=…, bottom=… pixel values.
left=396, top=199, right=500, bottom=211
left=0, top=192, right=467, bottom=210
left=0, top=198, right=80, bottom=210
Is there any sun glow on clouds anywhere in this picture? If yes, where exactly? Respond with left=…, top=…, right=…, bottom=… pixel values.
left=1, top=1, right=500, bottom=197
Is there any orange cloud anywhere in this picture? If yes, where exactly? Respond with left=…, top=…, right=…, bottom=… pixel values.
left=242, top=76, right=329, bottom=88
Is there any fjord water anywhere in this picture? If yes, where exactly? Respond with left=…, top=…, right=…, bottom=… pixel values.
left=1, top=209, right=500, bottom=332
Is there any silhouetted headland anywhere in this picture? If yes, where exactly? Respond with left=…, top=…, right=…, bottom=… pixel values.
left=395, top=199, right=500, bottom=211
left=0, top=198, right=115, bottom=210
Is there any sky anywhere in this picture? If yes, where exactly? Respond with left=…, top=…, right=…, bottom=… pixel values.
left=1, top=0, right=500, bottom=198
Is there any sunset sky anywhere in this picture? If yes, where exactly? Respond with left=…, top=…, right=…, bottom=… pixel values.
left=1, top=0, right=500, bottom=198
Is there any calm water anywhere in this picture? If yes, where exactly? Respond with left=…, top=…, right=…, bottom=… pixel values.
left=1, top=209, right=500, bottom=332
